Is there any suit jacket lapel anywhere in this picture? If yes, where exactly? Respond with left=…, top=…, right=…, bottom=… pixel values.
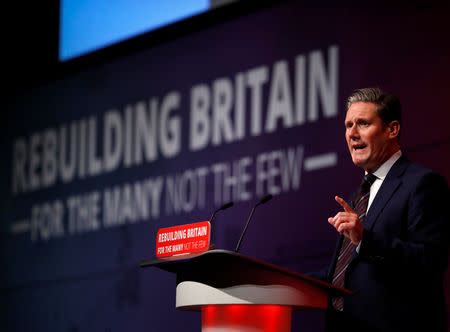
left=347, top=157, right=410, bottom=272
left=363, top=156, right=409, bottom=231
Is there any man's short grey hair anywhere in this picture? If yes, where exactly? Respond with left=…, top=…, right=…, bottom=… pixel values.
left=346, top=87, right=402, bottom=138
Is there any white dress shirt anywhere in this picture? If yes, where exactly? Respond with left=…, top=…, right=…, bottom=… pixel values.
left=366, top=150, right=402, bottom=212
left=356, top=149, right=402, bottom=251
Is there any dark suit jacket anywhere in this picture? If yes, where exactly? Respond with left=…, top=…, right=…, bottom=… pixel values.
left=316, top=156, right=449, bottom=332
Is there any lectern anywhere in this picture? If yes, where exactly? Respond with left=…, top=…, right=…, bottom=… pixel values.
left=140, top=249, right=352, bottom=332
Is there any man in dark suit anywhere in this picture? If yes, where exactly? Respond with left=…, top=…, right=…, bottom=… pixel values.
left=319, top=88, right=449, bottom=332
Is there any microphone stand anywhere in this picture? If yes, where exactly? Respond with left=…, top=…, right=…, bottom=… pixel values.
left=235, top=195, right=272, bottom=252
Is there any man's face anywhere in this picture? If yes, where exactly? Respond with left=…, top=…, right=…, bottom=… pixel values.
left=345, top=102, right=396, bottom=172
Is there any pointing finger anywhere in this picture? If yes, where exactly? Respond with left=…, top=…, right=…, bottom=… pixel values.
left=335, top=196, right=353, bottom=213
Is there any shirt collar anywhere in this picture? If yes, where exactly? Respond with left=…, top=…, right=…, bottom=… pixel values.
left=366, top=150, right=402, bottom=180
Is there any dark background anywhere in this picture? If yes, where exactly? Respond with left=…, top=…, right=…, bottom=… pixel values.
left=2, top=1, right=449, bottom=331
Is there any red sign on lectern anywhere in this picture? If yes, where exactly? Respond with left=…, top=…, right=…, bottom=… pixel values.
left=156, top=221, right=211, bottom=257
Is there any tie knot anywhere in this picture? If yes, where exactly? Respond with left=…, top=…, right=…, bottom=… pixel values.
left=364, top=173, right=377, bottom=186
left=360, top=173, right=377, bottom=194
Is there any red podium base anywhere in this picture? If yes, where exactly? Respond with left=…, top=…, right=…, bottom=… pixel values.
left=202, top=305, right=292, bottom=332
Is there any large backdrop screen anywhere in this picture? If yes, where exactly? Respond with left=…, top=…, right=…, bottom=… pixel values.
left=2, top=2, right=449, bottom=331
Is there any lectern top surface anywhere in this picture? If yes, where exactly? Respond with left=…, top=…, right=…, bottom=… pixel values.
left=140, top=249, right=353, bottom=296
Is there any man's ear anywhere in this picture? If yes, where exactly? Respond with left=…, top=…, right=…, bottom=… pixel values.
left=388, top=120, right=400, bottom=139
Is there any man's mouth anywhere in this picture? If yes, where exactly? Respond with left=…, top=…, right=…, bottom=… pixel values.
left=353, top=144, right=367, bottom=151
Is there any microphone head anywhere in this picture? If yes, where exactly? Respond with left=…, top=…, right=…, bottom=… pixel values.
left=220, top=201, right=234, bottom=211
left=259, top=194, right=273, bottom=205
left=210, top=201, right=234, bottom=223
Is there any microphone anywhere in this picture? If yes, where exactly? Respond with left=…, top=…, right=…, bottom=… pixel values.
left=209, top=201, right=234, bottom=223
left=208, top=201, right=234, bottom=250
left=235, top=194, right=273, bottom=252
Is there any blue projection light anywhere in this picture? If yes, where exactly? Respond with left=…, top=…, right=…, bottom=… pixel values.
left=60, top=0, right=209, bottom=61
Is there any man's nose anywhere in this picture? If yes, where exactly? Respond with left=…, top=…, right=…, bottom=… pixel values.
left=348, top=125, right=359, bottom=139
